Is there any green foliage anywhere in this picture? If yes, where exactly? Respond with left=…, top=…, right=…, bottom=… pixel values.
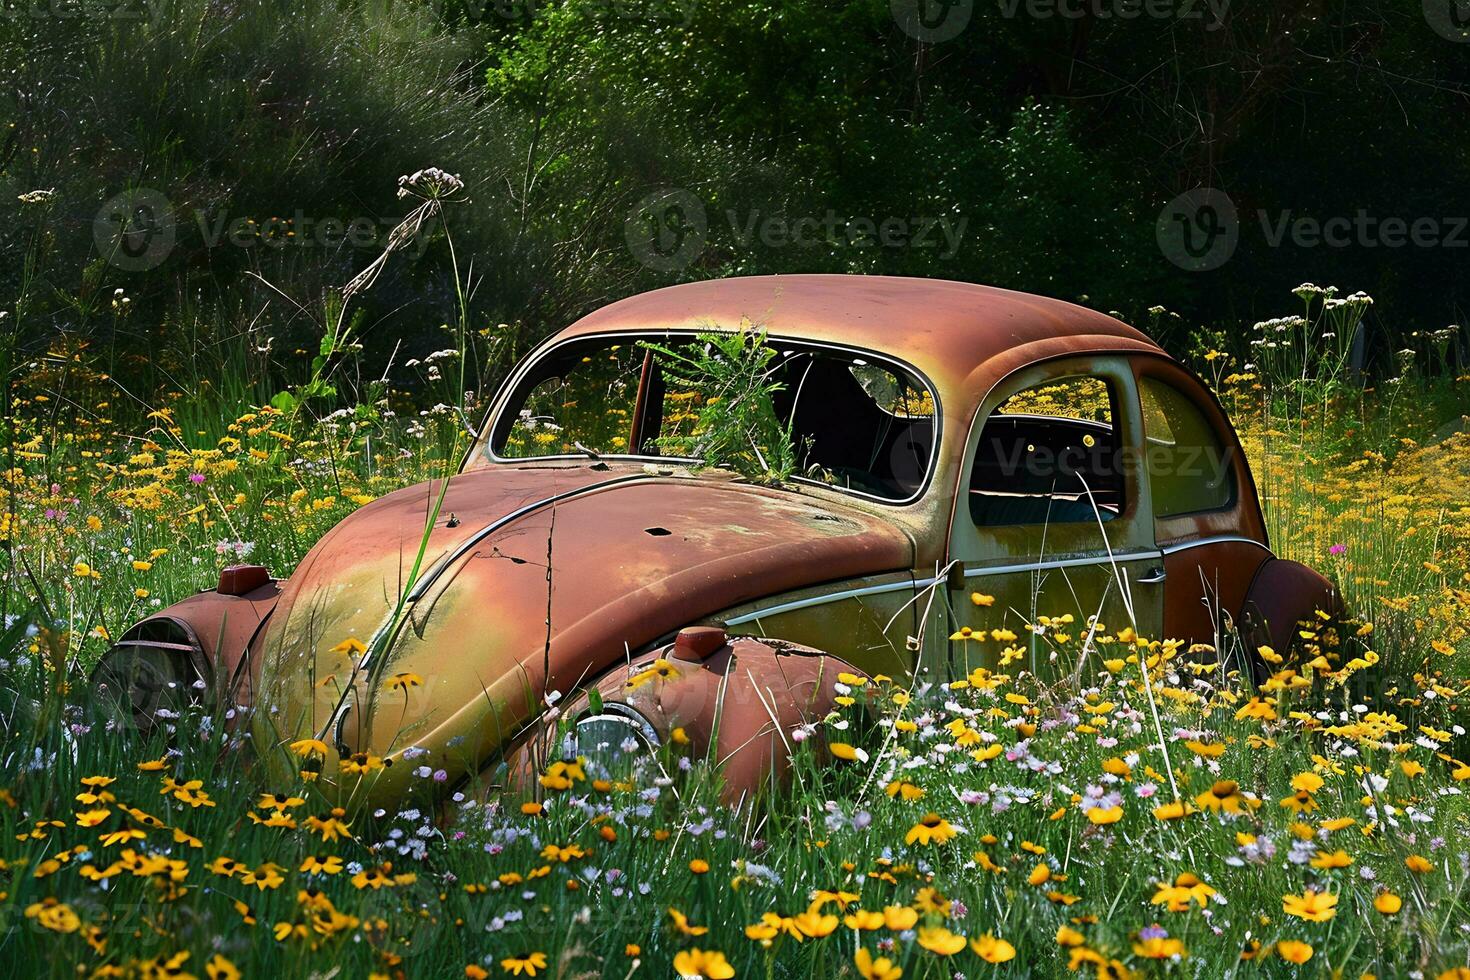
left=641, top=329, right=800, bottom=484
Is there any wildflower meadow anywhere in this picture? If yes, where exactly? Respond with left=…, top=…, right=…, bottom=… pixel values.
left=3, top=270, right=1470, bottom=980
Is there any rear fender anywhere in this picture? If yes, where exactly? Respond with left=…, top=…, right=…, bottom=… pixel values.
left=1238, top=558, right=1342, bottom=670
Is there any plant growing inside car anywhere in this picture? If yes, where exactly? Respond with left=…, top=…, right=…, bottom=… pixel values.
left=640, top=327, right=802, bottom=485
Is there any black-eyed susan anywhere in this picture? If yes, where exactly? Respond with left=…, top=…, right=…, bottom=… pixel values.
left=904, top=813, right=956, bottom=846
left=499, top=952, right=547, bottom=976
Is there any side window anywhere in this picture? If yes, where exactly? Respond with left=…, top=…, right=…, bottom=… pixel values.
left=1139, top=377, right=1234, bottom=517
left=969, top=376, right=1123, bottom=526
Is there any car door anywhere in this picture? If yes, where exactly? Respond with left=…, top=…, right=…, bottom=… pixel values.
left=943, top=356, right=1165, bottom=679
left=1129, top=357, right=1272, bottom=649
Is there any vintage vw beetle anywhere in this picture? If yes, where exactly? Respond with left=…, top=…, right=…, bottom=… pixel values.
left=92, top=275, right=1336, bottom=803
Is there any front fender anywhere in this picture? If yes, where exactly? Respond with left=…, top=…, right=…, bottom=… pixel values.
left=90, top=566, right=281, bottom=728
left=510, top=628, right=861, bottom=803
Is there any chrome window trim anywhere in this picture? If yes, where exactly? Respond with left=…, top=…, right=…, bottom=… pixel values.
left=479, top=330, right=943, bottom=507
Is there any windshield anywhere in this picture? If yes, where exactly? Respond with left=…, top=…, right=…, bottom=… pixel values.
left=488, top=334, right=937, bottom=502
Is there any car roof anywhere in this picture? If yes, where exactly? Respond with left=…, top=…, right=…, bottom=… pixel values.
left=558, top=275, right=1167, bottom=407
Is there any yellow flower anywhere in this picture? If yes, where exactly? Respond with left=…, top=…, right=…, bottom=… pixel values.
left=465, top=967, right=489, bottom=980
left=1374, top=891, right=1402, bottom=915
left=499, top=952, right=548, bottom=977
left=1282, top=888, right=1337, bottom=922
left=905, top=813, right=957, bottom=846
left=300, top=855, right=344, bottom=875
left=828, top=742, right=869, bottom=763
left=340, top=752, right=385, bottom=775
left=1027, top=862, right=1051, bottom=886
left=668, top=907, right=709, bottom=937
left=1152, top=799, right=1195, bottom=821
left=1309, top=849, right=1353, bottom=869
left=672, top=949, right=735, bottom=979
left=885, top=780, right=925, bottom=801
left=386, top=672, right=423, bottom=692
left=1195, top=779, right=1250, bottom=814
left=971, top=934, right=1017, bottom=963
left=1406, top=854, right=1434, bottom=874
left=1291, top=771, right=1324, bottom=793
left=204, top=954, right=241, bottom=980
left=1133, top=931, right=1187, bottom=959
left=882, top=905, right=919, bottom=930
left=855, top=948, right=903, bottom=980
left=844, top=909, right=885, bottom=930
left=916, top=926, right=967, bottom=956
left=1275, top=940, right=1313, bottom=964
left=1086, top=805, right=1123, bottom=825
left=330, top=637, right=366, bottom=656
left=792, top=903, right=839, bottom=938
left=24, top=898, right=80, bottom=933
left=1151, top=872, right=1216, bottom=911
left=970, top=592, right=995, bottom=607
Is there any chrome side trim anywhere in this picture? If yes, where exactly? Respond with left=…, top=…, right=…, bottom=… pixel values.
left=723, top=577, right=922, bottom=627
left=1160, top=535, right=1271, bottom=557
left=723, top=549, right=1168, bottom=626
left=963, top=549, right=1162, bottom=578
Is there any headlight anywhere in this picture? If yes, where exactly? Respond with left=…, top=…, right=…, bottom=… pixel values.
left=89, top=618, right=208, bottom=733
left=574, top=703, right=660, bottom=771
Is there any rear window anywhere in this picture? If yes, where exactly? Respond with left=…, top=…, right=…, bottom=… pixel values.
left=490, top=335, right=936, bottom=502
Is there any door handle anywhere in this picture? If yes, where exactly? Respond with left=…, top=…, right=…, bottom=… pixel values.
left=1137, top=566, right=1167, bottom=584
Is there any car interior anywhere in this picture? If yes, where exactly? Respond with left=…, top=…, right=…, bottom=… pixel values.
left=969, top=390, right=1125, bottom=527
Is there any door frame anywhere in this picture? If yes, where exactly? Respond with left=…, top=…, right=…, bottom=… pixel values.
left=932, top=354, right=1166, bottom=674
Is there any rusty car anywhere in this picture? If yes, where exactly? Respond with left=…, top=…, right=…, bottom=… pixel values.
left=91, top=275, right=1339, bottom=803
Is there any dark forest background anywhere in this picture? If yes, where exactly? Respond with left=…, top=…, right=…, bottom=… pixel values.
left=2, top=0, right=1467, bottom=396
